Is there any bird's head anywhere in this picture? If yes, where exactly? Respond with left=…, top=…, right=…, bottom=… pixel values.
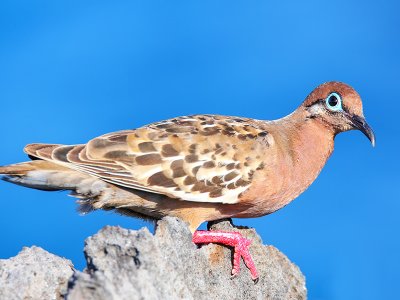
left=303, top=81, right=375, bottom=147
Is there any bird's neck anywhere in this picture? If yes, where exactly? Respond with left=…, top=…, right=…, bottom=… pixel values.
left=279, top=107, right=335, bottom=187
left=235, top=108, right=336, bottom=215
left=260, top=108, right=336, bottom=210
left=280, top=107, right=335, bottom=169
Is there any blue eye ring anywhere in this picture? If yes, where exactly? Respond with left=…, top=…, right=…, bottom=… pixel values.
left=325, top=92, right=343, bottom=111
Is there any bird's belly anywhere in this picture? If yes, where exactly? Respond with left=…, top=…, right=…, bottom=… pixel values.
left=234, top=186, right=308, bottom=218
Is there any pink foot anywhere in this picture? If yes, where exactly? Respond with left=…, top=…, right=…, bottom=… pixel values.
left=192, top=230, right=259, bottom=282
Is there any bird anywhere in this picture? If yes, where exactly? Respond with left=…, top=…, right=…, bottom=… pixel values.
left=0, top=81, right=375, bottom=281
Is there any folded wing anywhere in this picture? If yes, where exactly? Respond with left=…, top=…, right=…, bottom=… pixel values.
left=24, top=115, right=270, bottom=204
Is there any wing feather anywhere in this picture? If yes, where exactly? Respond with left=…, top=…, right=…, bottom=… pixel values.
left=24, top=115, right=271, bottom=204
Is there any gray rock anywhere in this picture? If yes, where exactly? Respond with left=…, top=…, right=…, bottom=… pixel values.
left=0, top=218, right=307, bottom=300
left=0, top=246, right=74, bottom=300
left=67, top=217, right=307, bottom=300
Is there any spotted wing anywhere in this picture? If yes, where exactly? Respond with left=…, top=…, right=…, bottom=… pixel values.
left=24, top=115, right=270, bottom=204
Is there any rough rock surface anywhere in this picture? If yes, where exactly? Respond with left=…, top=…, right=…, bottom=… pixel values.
left=0, top=246, right=74, bottom=300
left=0, top=217, right=307, bottom=300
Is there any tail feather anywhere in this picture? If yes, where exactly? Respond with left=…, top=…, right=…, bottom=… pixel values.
left=0, top=160, right=73, bottom=190
left=1, top=161, right=48, bottom=190
left=1, top=159, right=114, bottom=216
left=0, top=163, right=36, bottom=175
left=0, top=160, right=107, bottom=194
left=0, top=160, right=70, bottom=174
left=2, top=174, right=64, bottom=191
left=1, top=159, right=160, bottom=219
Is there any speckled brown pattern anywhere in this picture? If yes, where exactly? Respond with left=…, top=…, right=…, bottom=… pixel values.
left=0, top=81, right=374, bottom=233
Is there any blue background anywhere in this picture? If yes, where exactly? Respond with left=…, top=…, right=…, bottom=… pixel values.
left=0, top=1, right=398, bottom=299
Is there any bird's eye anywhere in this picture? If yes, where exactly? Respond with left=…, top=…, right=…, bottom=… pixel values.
left=325, top=92, right=343, bottom=111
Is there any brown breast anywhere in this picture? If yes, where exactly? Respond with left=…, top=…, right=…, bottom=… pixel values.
left=237, top=114, right=335, bottom=217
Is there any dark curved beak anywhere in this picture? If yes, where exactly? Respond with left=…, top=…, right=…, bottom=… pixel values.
left=350, top=115, right=376, bottom=147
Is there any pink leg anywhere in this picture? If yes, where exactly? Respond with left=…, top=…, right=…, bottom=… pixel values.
left=192, top=230, right=259, bottom=281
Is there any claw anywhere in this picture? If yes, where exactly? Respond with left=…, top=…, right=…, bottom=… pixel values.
left=192, top=230, right=259, bottom=281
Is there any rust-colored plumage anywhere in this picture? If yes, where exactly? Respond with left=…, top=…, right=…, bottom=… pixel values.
left=0, top=81, right=376, bottom=280
left=0, top=82, right=375, bottom=233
